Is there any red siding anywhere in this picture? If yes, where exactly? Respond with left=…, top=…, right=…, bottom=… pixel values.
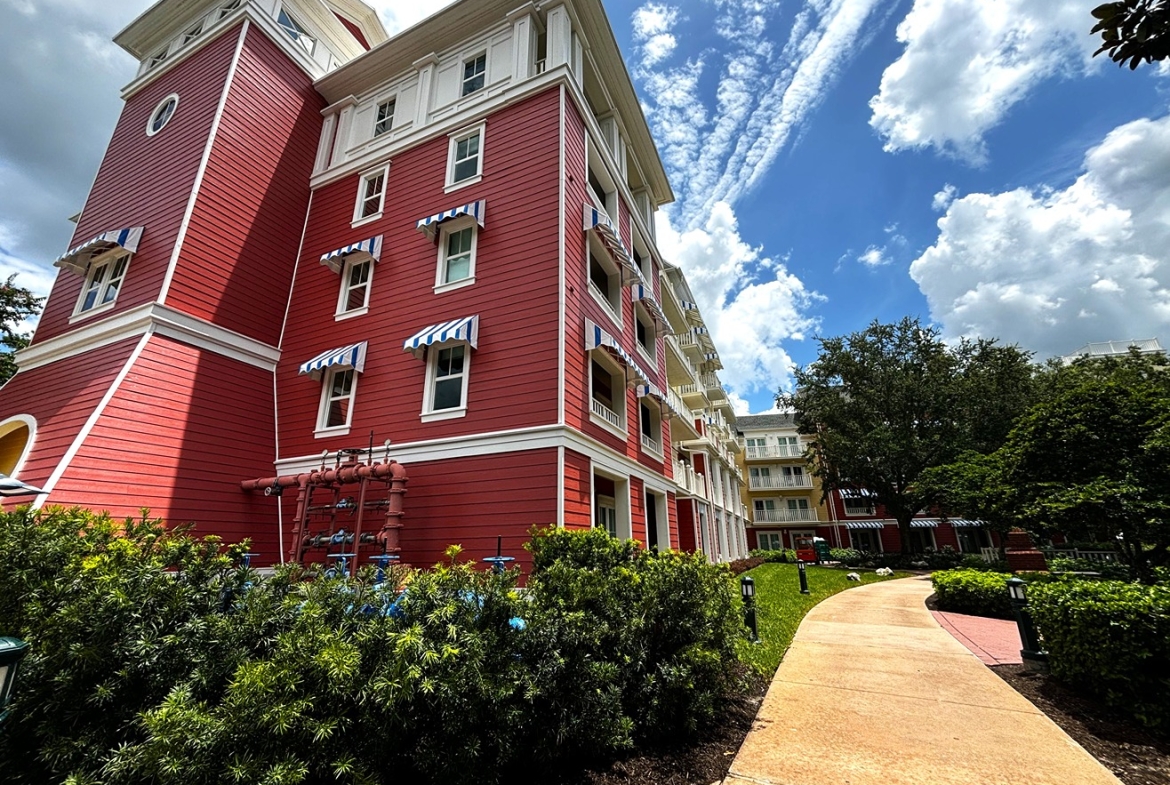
left=167, top=26, right=324, bottom=345
left=333, top=13, right=369, bottom=49
left=51, top=334, right=280, bottom=557
left=666, top=491, right=678, bottom=548
left=0, top=338, right=140, bottom=497
left=629, top=475, right=645, bottom=544
left=675, top=497, right=696, bottom=552
left=33, top=26, right=244, bottom=344
left=563, top=447, right=592, bottom=529
left=277, top=88, right=562, bottom=456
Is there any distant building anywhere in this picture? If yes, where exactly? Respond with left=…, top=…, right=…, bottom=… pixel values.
left=1062, top=338, right=1164, bottom=364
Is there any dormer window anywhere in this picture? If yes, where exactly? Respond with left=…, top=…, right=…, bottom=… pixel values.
left=277, top=9, right=315, bottom=55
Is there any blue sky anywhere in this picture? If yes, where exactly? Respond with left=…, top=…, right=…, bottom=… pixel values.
left=3, top=0, right=1170, bottom=416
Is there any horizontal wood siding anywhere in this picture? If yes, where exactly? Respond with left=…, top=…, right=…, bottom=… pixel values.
left=51, top=334, right=279, bottom=556
left=0, top=338, right=139, bottom=499
left=277, top=88, right=562, bottom=457
left=629, top=475, right=645, bottom=544
left=563, top=447, right=592, bottom=529
left=33, top=26, right=244, bottom=345
left=666, top=491, right=678, bottom=547
left=675, top=498, right=695, bottom=552
left=167, top=27, right=324, bottom=345
left=380, top=448, right=558, bottom=574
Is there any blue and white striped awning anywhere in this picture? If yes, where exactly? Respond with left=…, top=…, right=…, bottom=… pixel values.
left=320, top=235, right=382, bottom=273
left=702, top=351, right=723, bottom=371
left=635, top=382, right=664, bottom=400
left=416, top=200, right=486, bottom=240
left=946, top=519, right=985, bottom=527
left=679, top=298, right=703, bottom=324
left=585, top=318, right=649, bottom=385
left=403, top=315, right=479, bottom=356
left=55, top=226, right=144, bottom=274
left=631, top=284, right=670, bottom=330
left=583, top=204, right=639, bottom=284
left=841, top=487, right=877, bottom=498
left=844, top=520, right=886, bottom=529
left=298, top=341, right=367, bottom=376
left=909, top=519, right=939, bottom=528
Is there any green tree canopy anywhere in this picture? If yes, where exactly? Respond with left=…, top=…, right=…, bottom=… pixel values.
left=778, top=317, right=1035, bottom=553
left=0, top=275, right=44, bottom=383
left=1092, top=0, right=1170, bottom=69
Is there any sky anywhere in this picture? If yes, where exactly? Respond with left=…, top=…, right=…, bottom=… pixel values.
left=2, top=0, right=1170, bottom=416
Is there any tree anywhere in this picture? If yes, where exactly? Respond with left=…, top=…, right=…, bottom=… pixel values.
left=778, top=317, right=1035, bottom=554
left=0, top=275, right=44, bottom=383
left=1092, top=0, right=1170, bottom=69
left=935, top=351, right=1170, bottom=583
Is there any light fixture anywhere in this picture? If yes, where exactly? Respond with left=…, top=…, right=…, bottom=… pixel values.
left=740, top=575, right=755, bottom=599
left=1006, top=577, right=1026, bottom=603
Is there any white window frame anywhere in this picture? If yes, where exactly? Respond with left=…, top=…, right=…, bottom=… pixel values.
left=147, top=93, right=180, bottom=137
left=461, top=53, right=487, bottom=97
left=445, top=123, right=484, bottom=191
left=586, top=141, right=618, bottom=222
left=588, top=350, right=626, bottom=438
left=849, top=528, right=883, bottom=553
left=595, top=493, right=618, bottom=537
left=277, top=8, right=316, bottom=55
left=634, top=302, right=656, bottom=364
left=638, top=396, right=663, bottom=462
left=71, top=250, right=131, bottom=320
left=587, top=236, right=622, bottom=328
left=757, top=532, right=783, bottom=551
left=315, top=366, right=357, bottom=436
left=374, top=97, right=396, bottom=137
left=843, top=497, right=876, bottom=517
left=421, top=342, right=470, bottom=421
left=433, top=218, right=478, bottom=293
left=352, top=164, right=388, bottom=226
left=335, top=255, right=373, bottom=320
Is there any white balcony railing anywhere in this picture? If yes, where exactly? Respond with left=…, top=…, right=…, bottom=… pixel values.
left=673, top=461, right=706, bottom=496
left=640, top=433, right=661, bottom=455
left=745, top=444, right=802, bottom=460
left=591, top=398, right=621, bottom=429
left=676, top=331, right=700, bottom=349
left=676, top=382, right=706, bottom=400
left=749, top=474, right=813, bottom=490
left=753, top=508, right=819, bottom=523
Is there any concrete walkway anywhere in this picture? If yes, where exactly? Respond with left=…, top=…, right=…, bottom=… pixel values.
left=724, top=576, right=1121, bottom=785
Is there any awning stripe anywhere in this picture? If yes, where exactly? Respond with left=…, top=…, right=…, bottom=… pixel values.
left=844, top=521, right=885, bottom=529
left=635, top=382, right=664, bottom=400
left=298, top=341, right=367, bottom=375
left=840, top=488, right=877, bottom=498
left=55, top=226, right=144, bottom=273
left=702, top=351, right=723, bottom=371
left=909, top=520, right=939, bottom=528
left=583, top=204, right=639, bottom=284
left=320, top=235, right=382, bottom=272
left=947, top=519, right=985, bottom=527
left=631, top=284, right=670, bottom=329
left=403, top=315, right=479, bottom=353
left=416, top=200, right=486, bottom=238
left=585, top=318, right=649, bottom=384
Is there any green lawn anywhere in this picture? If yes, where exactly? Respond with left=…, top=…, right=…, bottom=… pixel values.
left=735, top=563, right=909, bottom=676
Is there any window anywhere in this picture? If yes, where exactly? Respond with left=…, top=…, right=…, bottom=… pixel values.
left=639, top=400, right=661, bottom=456
left=909, top=527, right=936, bottom=553
left=147, top=94, right=179, bottom=136
left=75, top=252, right=130, bottom=315
left=586, top=153, right=617, bottom=220
left=424, top=343, right=469, bottom=415
left=749, top=466, right=771, bottom=488
left=843, top=498, right=876, bottom=516
left=589, top=355, right=624, bottom=432
left=374, top=98, right=395, bottom=137
left=632, top=244, right=652, bottom=282
left=787, top=498, right=811, bottom=520
left=956, top=527, right=991, bottom=554
left=146, top=48, right=169, bottom=70
left=336, top=257, right=372, bottom=316
left=182, top=21, right=204, bottom=45
left=447, top=126, right=483, bottom=187
left=777, top=435, right=799, bottom=456
left=595, top=494, right=617, bottom=537
left=277, top=9, right=315, bottom=55
left=754, top=499, right=776, bottom=522
left=435, top=222, right=477, bottom=291
left=850, top=528, right=882, bottom=553
left=462, top=54, right=486, bottom=96
left=217, top=0, right=241, bottom=20
left=757, top=532, right=783, bottom=551
left=353, top=166, right=387, bottom=223
left=318, top=367, right=356, bottom=431
left=0, top=415, right=35, bottom=477
left=588, top=243, right=621, bottom=318
left=634, top=305, right=655, bottom=358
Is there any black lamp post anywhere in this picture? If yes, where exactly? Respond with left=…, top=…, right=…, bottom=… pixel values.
left=0, top=637, right=30, bottom=727
left=1006, top=577, right=1048, bottom=671
left=796, top=559, right=810, bottom=595
left=740, top=576, right=759, bottom=642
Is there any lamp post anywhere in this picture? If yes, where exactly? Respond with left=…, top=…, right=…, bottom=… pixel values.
left=0, top=637, right=30, bottom=727
left=482, top=535, right=516, bottom=574
left=1006, top=577, right=1048, bottom=672
left=740, top=576, right=759, bottom=642
left=797, top=559, right=810, bottom=595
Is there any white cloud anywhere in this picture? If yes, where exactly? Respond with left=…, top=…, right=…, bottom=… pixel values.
left=634, top=0, right=887, bottom=229
left=911, top=112, right=1170, bottom=358
left=857, top=245, right=889, bottom=267
left=870, top=0, right=1098, bottom=163
left=657, top=203, right=822, bottom=397
left=931, top=183, right=958, bottom=211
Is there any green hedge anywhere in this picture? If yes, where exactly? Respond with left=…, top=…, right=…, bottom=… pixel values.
left=1030, top=580, right=1170, bottom=731
left=0, top=511, right=747, bottom=784
left=931, top=568, right=1013, bottom=618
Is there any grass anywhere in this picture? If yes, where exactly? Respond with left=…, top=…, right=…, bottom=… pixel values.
left=735, top=564, right=910, bottom=676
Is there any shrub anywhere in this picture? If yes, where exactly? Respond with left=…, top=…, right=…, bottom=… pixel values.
left=958, top=553, right=1009, bottom=572
left=749, top=548, right=797, bottom=563
left=829, top=548, right=863, bottom=566
left=1047, top=556, right=1132, bottom=581
left=931, top=568, right=1013, bottom=618
left=1030, top=580, right=1170, bottom=731
left=728, top=556, right=765, bottom=575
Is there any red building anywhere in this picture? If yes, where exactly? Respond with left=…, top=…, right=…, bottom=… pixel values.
left=0, top=0, right=748, bottom=570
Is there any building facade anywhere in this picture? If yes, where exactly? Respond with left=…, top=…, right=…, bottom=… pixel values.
left=0, top=0, right=747, bottom=568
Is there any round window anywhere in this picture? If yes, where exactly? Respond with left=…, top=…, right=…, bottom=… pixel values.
left=147, top=94, right=179, bottom=136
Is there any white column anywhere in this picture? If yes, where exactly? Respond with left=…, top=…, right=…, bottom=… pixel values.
left=413, top=53, right=440, bottom=128
left=507, top=4, right=536, bottom=81
left=545, top=4, right=571, bottom=70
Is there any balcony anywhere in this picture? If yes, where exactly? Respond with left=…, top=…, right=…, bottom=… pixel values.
left=753, top=508, right=819, bottom=524
left=591, top=398, right=621, bottom=429
left=640, top=432, right=661, bottom=455
left=749, top=474, right=813, bottom=490
left=673, top=461, right=706, bottom=497
left=745, top=444, right=802, bottom=460
left=665, top=335, right=699, bottom=382
left=701, top=373, right=727, bottom=400
left=676, top=382, right=708, bottom=406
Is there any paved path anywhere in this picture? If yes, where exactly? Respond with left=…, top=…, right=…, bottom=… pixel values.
left=931, top=609, right=1022, bottom=666
left=724, top=576, right=1121, bottom=785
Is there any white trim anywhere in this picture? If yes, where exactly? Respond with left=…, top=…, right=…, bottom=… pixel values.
left=33, top=331, right=153, bottom=508
left=557, top=443, right=565, bottom=527
left=69, top=249, right=132, bottom=322
left=461, top=51, right=488, bottom=96
left=16, top=302, right=281, bottom=373
left=335, top=254, right=373, bottom=317
left=158, top=21, right=249, bottom=305
left=444, top=121, right=485, bottom=191
left=146, top=93, right=180, bottom=136
left=421, top=341, right=470, bottom=416
left=433, top=217, right=478, bottom=291
left=0, top=414, right=37, bottom=478
left=351, top=162, right=389, bottom=226
left=315, top=365, right=357, bottom=432
left=557, top=84, right=566, bottom=428
left=586, top=233, right=623, bottom=330
left=420, top=407, right=467, bottom=422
